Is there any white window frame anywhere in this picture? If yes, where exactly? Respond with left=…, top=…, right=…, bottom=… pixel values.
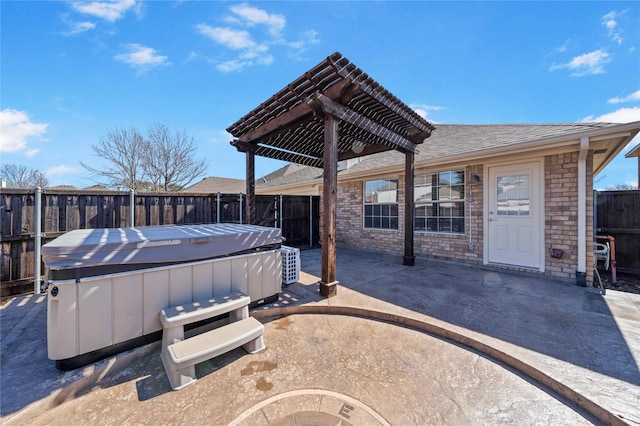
left=414, top=170, right=465, bottom=234
left=363, top=179, right=399, bottom=230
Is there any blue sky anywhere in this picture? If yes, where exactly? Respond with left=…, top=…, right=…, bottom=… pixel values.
left=2, top=1, right=639, bottom=189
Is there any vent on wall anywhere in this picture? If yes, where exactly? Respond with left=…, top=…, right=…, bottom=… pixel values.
left=593, top=148, right=608, bottom=154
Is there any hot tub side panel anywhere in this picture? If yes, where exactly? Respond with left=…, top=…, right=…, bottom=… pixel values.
left=47, top=249, right=282, bottom=367
left=47, top=280, right=78, bottom=360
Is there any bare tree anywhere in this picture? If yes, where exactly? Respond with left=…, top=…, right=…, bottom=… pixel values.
left=1, top=164, right=49, bottom=188
left=80, top=127, right=146, bottom=190
left=142, top=123, right=207, bottom=191
left=607, top=183, right=638, bottom=190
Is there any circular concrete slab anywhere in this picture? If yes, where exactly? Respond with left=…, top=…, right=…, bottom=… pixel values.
left=230, top=389, right=390, bottom=425
left=22, top=314, right=594, bottom=425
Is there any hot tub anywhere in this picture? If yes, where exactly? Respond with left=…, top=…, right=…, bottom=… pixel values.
left=43, top=223, right=282, bottom=370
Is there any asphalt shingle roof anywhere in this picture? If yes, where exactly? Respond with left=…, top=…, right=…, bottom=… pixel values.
left=342, top=123, right=619, bottom=175
left=249, top=123, right=621, bottom=188
left=183, top=177, right=246, bottom=193
left=257, top=164, right=323, bottom=190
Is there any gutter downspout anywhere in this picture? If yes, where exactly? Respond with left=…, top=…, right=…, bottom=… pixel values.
left=576, top=137, right=589, bottom=286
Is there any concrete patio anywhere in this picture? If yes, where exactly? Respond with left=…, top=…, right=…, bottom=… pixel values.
left=1, top=247, right=639, bottom=425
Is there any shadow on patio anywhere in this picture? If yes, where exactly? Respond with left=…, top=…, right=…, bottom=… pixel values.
left=288, top=246, right=640, bottom=425
left=298, top=247, right=640, bottom=387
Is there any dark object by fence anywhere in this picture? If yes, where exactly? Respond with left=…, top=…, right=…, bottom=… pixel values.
left=595, top=190, right=640, bottom=276
left=0, top=188, right=319, bottom=297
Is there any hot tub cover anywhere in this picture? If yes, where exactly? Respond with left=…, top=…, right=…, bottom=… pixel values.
left=42, top=224, right=281, bottom=270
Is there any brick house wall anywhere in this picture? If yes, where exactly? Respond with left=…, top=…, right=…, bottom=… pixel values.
left=336, top=166, right=483, bottom=264
left=544, top=152, right=594, bottom=283
left=331, top=152, right=595, bottom=284
left=337, top=180, right=405, bottom=254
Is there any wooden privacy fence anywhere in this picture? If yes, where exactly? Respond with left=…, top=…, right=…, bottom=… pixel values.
left=0, top=188, right=320, bottom=297
left=595, top=190, right=640, bottom=276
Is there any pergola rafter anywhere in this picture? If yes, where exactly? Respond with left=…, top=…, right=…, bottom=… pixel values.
left=227, top=52, right=435, bottom=297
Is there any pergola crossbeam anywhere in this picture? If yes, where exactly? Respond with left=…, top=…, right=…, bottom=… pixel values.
left=232, top=140, right=323, bottom=168
left=307, top=92, right=417, bottom=153
left=327, top=54, right=432, bottom=139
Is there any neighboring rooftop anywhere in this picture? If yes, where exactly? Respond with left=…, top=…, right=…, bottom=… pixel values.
left=257, top=164, right=323, bottom=192
left=183, top=177, right=246, bottom=194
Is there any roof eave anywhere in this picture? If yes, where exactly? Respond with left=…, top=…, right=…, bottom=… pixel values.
left=625, top=141, right=640, bottom=158
left=338, top=121, right=640, bottom=180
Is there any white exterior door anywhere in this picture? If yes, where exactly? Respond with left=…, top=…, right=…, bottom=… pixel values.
left=487, top=162, right=543, bottom=269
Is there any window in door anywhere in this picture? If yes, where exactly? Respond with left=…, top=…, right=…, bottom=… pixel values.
left=496, top=174, right=530, bottom=216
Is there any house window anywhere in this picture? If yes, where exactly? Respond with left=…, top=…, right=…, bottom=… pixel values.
left=415, top=170, right=465, bottom=233
left=364, top=179, right=399, bottom=229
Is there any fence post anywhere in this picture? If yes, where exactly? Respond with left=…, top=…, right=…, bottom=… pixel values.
left=239, top=193, right=243, bottom=224
left=129, top=189, right=135, bottom=227
left=34, top=187, right=42, bottom=294
left=309, top=194, right=313, bottom=248
left=216, top=192, right=221, bottom=223
left=593, top=190, right=598, bottom=237
left=279, top=194, right=283, bottom=230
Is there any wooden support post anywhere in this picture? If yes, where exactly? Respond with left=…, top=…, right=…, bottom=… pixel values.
left=403, top=151, right=415, bottom=266
left=320, top=113, right=339, bottom=297
left=246, top=151, right=256, bottom=225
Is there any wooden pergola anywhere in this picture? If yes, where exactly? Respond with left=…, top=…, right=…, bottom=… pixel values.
left=227, top=52, right=435, bottom=297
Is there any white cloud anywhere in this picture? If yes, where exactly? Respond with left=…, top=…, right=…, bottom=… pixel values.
left=62, top=20, right=96, bottom=36
left=552, top=39, right=571, bottom=54
left=229, top=3, right=285, bottom=37
left=210, top=130, right=234, bottom=145
left=196, top=25, right=256, bottom=50
left=601, top=10, right=624, bottom=44
left=70, top=0, right=138, bottom=22
left=410, top=103, right=445, bottom=121
left=602, top=11, right=617, bottom=31
left=46, top=165, right=80, bottom=176
left=0, top=109, right=48, bottom=153
left=196, top=3, right=318, bottom=72
left=608, top=90, right=640, bottom=104
left=217, top=59, right=251, bottom=73
left=582, top=106, right=640, bottom=123
left=114, top=44, right=169, bottom=74
left=196, top=24, right=270, bottom=72
left=286, top=30, right=320, bottom=53
left=256, top=54, right=274, bottom=66
left=549, top=49, right=610, bottom=76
